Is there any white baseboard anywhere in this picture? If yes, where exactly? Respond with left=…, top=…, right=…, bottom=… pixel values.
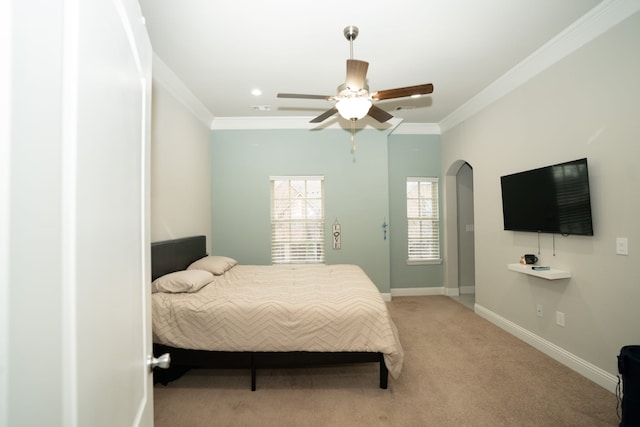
left=391, top=287, right=443, bottom=297
left=390, top=287, right=463, bottom=297
left=385, top=291, right=618, bottom=392
left=474, top=303, right=619, bottom=393
left=459, top=286, right=475, bottom=295
left=445, top=287, right=460, bottom=297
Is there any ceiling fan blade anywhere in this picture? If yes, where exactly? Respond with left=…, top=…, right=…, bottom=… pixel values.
left=277, top=93, right=332, bottom=100
left=367, top=105, right=394, bottom=123
left=346, top=59, right=369, bottom=91
left=310, top=107, right=338, bottom=123
left=371, top=83, right=434, bottom=101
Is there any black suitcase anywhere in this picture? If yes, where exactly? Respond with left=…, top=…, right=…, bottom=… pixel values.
left=618, top=345, right=640, bottom=426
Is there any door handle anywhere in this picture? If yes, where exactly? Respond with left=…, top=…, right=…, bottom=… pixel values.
left=148, top=353, right=171, bottom=372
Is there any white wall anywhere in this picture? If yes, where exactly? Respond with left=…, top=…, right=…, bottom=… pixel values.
left=150, top=81, right=212, bottom=247
left=442, top=11, right=640, bottom=386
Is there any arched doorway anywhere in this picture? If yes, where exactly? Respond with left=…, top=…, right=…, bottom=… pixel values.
left=455, top=163, right=475, bottom=308
left=444, top=160, right=475, bottom=310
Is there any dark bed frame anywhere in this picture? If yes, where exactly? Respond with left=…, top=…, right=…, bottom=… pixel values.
left=151, top=235, right=389, bottom=391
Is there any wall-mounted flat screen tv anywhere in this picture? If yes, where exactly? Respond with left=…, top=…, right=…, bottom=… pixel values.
left=500, top=158, right=594, bottom=236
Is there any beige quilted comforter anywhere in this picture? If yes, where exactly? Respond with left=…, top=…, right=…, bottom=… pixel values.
left=152, top=264, right=404, bottom=379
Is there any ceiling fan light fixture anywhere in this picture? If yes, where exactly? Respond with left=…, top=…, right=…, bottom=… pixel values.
left=336, top=97, right=372, bottom=121
left=277, top=26, right=433, bottom=128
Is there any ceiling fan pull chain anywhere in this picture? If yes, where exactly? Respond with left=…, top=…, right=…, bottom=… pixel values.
left=350, top=120, right=357, bottom=152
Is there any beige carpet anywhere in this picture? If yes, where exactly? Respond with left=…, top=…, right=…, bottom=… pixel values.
left=153, top=296, right=619, bottom=426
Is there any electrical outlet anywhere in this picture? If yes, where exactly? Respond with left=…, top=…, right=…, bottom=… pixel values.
left=556, top=311, right=565, bottom=327
left=536, top=304, right=543, bottom=317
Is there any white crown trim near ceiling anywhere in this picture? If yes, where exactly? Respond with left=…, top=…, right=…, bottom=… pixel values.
left=151, top=53, right=214, bottom=128
left=392, top=123, right=441, bottom=135
left=439, top=0, right=640, bottom=133
left=211, top=116, right=404, bottom=132
left=152, top=0, right=639, bottom=135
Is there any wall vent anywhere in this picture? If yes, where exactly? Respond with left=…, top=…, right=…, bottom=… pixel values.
left=252, top=105, right=272, bottom=111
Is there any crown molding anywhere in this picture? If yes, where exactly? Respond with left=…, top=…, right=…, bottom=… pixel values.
left=151, top=0, right=639, bottom=135
left=211, top=116, right=319, bottom=130
left=151, top=53, right=215, bottom=128
left=211, top=116, right=403, bottom=132
left=439, top=0, right=640, bottom=133
left=392, top=123, right=441, bottom=135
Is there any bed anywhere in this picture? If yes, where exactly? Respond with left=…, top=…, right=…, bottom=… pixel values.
left=151, top=235, right=404, bottom=390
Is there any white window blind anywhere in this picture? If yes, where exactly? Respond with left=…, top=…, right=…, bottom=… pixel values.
left=407, top=177, right=441, bottom=263
left=271, top=176, right=325, bottom=264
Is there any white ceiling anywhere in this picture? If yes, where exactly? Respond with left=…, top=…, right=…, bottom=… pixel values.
left=138, top=0, right=603, bottom=127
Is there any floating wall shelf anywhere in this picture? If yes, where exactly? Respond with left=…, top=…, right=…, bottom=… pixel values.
left=507, top=263, right=571, bottom=280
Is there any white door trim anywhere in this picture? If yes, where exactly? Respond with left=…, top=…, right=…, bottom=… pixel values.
left=0, top=1, right=12, bottom=425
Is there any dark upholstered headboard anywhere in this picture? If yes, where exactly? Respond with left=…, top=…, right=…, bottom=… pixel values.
left=151, top=235, right=207, bottom=280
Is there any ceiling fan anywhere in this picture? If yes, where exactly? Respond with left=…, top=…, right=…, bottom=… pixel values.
left=277, top=26, right=434, bottom=127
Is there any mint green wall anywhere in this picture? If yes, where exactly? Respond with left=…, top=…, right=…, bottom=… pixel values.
left=211, top=129, right=392, bottom=292
left=388, top=134, right=443, bottom=288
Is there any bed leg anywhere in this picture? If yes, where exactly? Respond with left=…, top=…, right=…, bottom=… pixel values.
left=379, top=355, right=388, bottom=389
left=250, top=353, right=256, bottom=391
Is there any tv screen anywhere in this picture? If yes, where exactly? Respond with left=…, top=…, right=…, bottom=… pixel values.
left=500, top=158, right=594, bottom=236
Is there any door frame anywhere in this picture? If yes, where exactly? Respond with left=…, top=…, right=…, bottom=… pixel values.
left=443, top=159, right=472, bottom=296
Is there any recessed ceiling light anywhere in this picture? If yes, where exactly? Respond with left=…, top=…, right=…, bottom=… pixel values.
left=251, top=88, right=262, bottom=96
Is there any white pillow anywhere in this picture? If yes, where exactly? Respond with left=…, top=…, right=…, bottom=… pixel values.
left=151, top=269, right=214, bottom=293
left=187, top=255, right=237, bottom=275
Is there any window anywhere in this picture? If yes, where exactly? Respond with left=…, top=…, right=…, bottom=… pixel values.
left=406, top=177, right=440, bottom=264
left=271, top=176, right=325, bottom=264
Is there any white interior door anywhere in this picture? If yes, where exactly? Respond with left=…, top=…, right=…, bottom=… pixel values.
left=4, top=0, right=153, bottom=425
left=73, top=1, right=153, bottom=426
left=0, top=0, right=11, bottom=425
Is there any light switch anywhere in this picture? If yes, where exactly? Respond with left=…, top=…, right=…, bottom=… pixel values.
left=616, top=237, right=629, bottom=256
